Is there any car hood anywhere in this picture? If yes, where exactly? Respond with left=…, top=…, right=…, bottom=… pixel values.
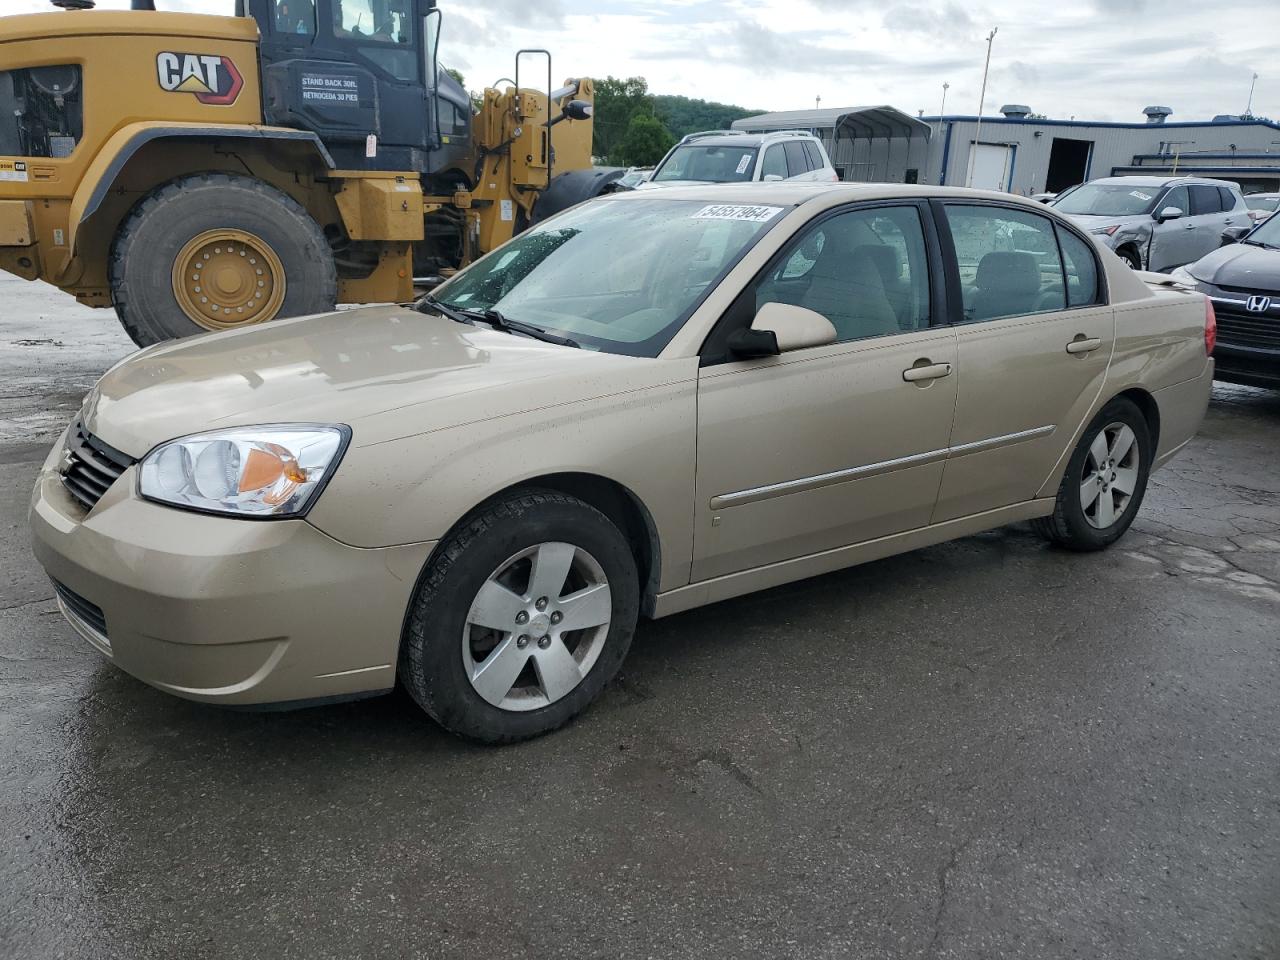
left=1060, top=213, right=1150, bottom=231
left=81, top=305, right=672, bottom=457
left=1188, top=243, right=1280, bottom=292
left=634, top=179, right=711, bottom=190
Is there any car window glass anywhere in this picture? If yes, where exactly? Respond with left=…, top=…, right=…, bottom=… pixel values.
left=1218, top=187, right=1238, bottom=211
left=1189, top=185, right=1222, bottom=215
left=332, top=0, right=417, bottom=81
left=802, top=141, right=823, bottom=170
left=275, top=0, right=316, bottom=35
left=1161, top=186, right=1189, bottom=216
left=784, top=141, right=810, bottom=176
left=1056, top=226, right=1101, bottom=308
left=944, top=205, right=1067, bottom=321
left=761, top=146, right=788, bottom=179
left=755, top=205, right=932, bottom=341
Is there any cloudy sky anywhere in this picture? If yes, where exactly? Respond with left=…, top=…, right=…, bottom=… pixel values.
left=13, top=0, right=1279, bottom=122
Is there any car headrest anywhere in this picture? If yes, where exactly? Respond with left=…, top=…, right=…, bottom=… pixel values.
left=976, top=251, right=1041, bottom=295
left=851, top=244, right=902, bottom=286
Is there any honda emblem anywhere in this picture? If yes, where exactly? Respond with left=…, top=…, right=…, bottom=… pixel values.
left=1246, top=295, right=1272, bottom=313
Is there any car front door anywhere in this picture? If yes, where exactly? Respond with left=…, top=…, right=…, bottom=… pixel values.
left=691, top=202, right=958, bottom=581
left=932, top=201, right=1114, bottom=522
left=1184, top=184, right=1230, bottom=265
left=1149, top=185, right=1196, bottom=271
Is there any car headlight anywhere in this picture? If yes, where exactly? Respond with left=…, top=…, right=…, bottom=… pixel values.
left=138, top=425, right=349, bottom=518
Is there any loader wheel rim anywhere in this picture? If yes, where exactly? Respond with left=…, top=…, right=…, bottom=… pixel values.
left=171, top=229, right=286, bottom=331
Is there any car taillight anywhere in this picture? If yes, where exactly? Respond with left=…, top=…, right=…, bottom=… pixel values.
left=1204, top=297, right=1216, bottom=356
left=1102, top=225, right=1120, bottom=236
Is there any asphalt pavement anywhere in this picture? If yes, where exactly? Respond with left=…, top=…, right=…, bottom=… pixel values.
left=1, top=273, right=1277, bottom=960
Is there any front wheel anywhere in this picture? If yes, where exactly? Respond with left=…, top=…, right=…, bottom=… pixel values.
left=110, top=173, right=337, bottom=346
left=1116, top=246, right=1142, bottom=270
left=399, top=490, right=639, bottom=743
left=1033, top=397, right=1153, bottom=551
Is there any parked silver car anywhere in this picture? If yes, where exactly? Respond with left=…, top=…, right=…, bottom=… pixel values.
left=1052, top=176, right=1249, bottom=271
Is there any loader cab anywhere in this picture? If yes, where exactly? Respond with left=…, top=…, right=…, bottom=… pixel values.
left=237, top=0, right=472, bottom=178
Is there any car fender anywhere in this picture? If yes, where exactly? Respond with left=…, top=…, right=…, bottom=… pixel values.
left=64, top=121, right=334, bottom=263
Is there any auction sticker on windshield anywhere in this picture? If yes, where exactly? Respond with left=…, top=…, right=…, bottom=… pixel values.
left=735, top=154, right=753, bottom=174
left=692, top=204, right=783, bottom=222
left=1130, top=191, right=1152, bottom=201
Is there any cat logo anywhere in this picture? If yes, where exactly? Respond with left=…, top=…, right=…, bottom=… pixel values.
left=155, top=52, right=244, bottom=106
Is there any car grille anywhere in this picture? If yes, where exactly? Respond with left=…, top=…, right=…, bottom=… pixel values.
left=52, top=579, right=109, bottom=641
left=59, top=421, right=137, bottom=512
left=1214, top=306, right=1280, bottom=351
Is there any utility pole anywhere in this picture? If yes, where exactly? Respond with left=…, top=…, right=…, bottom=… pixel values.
left=965, top=27, right=998, bottom=188
left=939, top=81, right=950, bottom=119
left=1245, top=72, right=1258, bottom=117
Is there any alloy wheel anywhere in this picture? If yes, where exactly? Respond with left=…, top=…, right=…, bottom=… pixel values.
left=462, top=542, right=612, bottom=712
left=1080, top=421, right=1140, bottom=529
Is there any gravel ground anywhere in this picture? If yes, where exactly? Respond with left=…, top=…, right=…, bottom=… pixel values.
left=1, top=272, right=1278, bottom=960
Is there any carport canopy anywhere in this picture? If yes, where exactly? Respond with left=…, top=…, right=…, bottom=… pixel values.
left=731, top=105, right=932, bottom=142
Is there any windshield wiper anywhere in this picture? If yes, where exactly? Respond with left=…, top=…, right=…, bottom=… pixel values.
left=464, top=308, right=580, bottom=348
left=1243, top=239, right=1278, bottom=250
left=417, top=294, right=474, bottom=325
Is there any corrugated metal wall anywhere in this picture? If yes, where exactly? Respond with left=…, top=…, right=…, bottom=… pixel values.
left=922, top=118, right=1280, bottom=194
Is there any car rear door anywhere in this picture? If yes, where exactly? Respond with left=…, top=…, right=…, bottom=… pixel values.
left=692, top=201, right=957, bottom=581
left=931, top=201, right=1114, bottom=522
left=1187, top=184, right=1229, bottom=264
left=783, top=140, right=815, bottom=182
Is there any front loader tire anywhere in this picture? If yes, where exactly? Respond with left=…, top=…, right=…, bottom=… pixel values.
left=110, top=173, right=337, bottom=346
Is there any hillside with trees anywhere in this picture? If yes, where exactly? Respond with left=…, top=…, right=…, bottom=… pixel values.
left=590, top=77, right=759, bottom=166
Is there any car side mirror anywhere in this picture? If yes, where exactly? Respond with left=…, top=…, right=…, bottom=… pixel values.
left=1221, top=225, right=1250, bottom=245
left=728, top=302, right=837, bottom=358
left=762, top=174, right=785, bottom=182
left=1157, top=205, right=1184, bottom=222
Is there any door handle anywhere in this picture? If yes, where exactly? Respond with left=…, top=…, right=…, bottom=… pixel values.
left=1066, top=336, right=1102, bottom=355
left=1183, top=223, right=1196, bottom=230
left=902, top=361, right=953, bottom=382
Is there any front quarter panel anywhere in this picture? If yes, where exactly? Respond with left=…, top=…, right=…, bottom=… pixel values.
left=306, top=358, right=700, bottom=593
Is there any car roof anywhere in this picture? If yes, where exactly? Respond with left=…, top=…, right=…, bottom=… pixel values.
left=677, top=130, right=819, bottom=147
left=1087, top=175, right=1238, bottom=188
left=599, top=181, right=1058, bottom=211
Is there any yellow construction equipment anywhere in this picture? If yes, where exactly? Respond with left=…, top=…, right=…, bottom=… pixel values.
left=0, top=0, right=617, bottom=343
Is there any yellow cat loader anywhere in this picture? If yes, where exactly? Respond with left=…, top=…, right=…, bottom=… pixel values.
left=0, top=0, right=616, bottom=344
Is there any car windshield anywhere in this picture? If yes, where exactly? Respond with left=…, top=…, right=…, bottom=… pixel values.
left=429, top=198, right=784, bottom=356
left=651, top=144, right=759, bottom=183
left=1246, top=197, right=1280, bottom=212
left=1053, top=183, right=1162, bottom=217
left=1246, top=213, right=1280, bottom=247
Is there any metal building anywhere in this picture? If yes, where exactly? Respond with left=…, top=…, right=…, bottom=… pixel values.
left=923, top=106, right=1280, bottom=195
left=731, top=106, right=933, bottom=183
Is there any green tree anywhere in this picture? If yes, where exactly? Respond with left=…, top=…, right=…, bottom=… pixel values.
left=591, top=76, right=655, bottom=162
left=653, top=95, right=761, bottom=140
left=616, top=113, right=676, bottom=167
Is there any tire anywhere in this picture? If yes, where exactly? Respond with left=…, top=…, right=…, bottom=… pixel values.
left=1116, top=246, right=1142, bottom=270
left=399, top=489, right=640, bottom=743
left=1033, top=397, right=1153, bottom=551
left=110, top=173, right=337, bottom=346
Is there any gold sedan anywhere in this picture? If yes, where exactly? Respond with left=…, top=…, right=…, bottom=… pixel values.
left=31, top=183, right=1216, bottom=742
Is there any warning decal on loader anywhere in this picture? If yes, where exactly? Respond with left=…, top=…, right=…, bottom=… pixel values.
left=156, top=53, right=244, bottom=106
left=0, top=161, right=28, bottom=183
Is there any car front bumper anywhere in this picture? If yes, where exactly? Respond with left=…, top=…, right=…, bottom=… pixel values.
left=30, top=451, right=435, bottom=707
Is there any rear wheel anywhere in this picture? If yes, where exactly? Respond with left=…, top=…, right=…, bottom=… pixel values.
left=399, top=490, right=639, bottom=743
left=110, top=173, right=337, bottom=346
left=1033, top=397, right=1152, bottom=551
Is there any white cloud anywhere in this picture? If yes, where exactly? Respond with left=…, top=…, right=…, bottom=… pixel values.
left=8, top=0, right=1280, bottom=120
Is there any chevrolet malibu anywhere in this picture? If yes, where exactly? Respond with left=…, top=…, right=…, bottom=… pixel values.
left=31, top=183, right=1216, bottom=742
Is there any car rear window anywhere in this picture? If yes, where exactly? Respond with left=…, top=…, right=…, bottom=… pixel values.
left=1217, top=186, right=1239, bottom=211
